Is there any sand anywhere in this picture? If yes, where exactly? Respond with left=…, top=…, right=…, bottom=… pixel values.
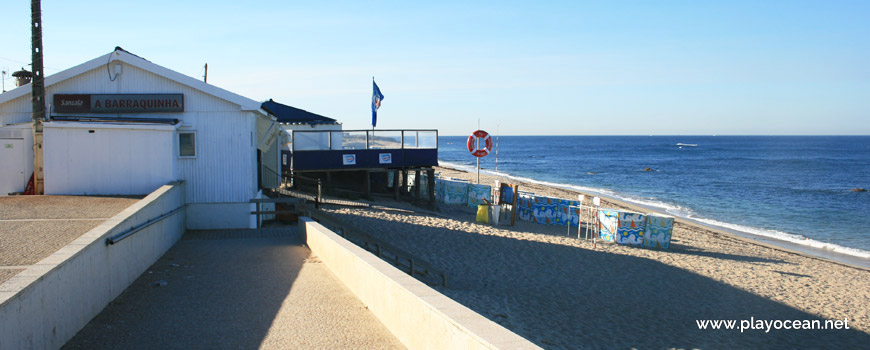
left=318, top=166, right=870, bottom=349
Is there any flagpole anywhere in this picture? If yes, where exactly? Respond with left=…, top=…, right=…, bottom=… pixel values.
left=372, top=76, right=375, bottom=131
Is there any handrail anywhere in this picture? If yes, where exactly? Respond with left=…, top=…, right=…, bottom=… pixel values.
left=105, top=205, right=186, bottom=245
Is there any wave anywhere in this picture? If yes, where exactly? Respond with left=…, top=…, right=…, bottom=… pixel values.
left=686, top=217, right=870, bottom=259
left=676, top=143, right=698, bottom=147
left=437, top=161, right=870, bottom=261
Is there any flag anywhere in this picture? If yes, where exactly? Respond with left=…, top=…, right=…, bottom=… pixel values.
left=372, top=79, right=384, bottom=127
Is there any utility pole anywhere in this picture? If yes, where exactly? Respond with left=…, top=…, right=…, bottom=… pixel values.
left=1, top=69, right=7, bottom=93
left=32, top=0, right=46, bottom=195
left=203, top=63, right=207, bottom=83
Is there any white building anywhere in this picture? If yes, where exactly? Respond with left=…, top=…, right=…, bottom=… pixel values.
left=0, top=48, right=280, bottom=229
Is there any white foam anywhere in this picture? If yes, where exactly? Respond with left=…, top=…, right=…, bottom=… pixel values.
left=437, top=161, right=870, bottom=260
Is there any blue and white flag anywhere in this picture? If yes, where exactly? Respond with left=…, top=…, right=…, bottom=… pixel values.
left=372, top=79, right=384, bottom=127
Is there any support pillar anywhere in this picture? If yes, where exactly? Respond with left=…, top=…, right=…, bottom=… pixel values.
left=401, top=170, right=408, bottom=196
left=414, top=170, right=421, bottom=199
left=427, top=168, right=435, bottom=204
left=393, top=170, right=400, bottom=200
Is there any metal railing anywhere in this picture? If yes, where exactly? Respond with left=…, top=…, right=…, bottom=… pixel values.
left=304, top=209, right=447, bottom=287
left=290, top=129, right=438, bottom=152
left=106, top=205, right=185, bottom=245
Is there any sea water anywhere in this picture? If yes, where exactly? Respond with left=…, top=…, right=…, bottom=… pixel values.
left=438, top=136, right=870, bottom=260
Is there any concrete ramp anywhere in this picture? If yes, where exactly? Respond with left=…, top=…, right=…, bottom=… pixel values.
left=63, top=227, right=402, bottom=349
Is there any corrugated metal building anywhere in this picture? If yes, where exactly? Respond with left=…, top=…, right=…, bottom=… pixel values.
left=0, top=48, right=280, bottom=229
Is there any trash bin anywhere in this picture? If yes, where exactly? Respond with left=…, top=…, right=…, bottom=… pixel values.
left=476, top=204, right=490, bottom=223
left=490, top=205, right=501, bottom=226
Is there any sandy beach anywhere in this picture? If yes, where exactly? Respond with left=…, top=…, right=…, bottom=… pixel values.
left=317, top=166, right=870, bottom=349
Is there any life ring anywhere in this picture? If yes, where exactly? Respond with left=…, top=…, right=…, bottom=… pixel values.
left=467, top=130, right=492, bottom=157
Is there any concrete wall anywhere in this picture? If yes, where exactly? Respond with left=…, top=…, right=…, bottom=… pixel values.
left=299, top=217, right=540, bottom=350
left=0, top=182, right=186, bottom=350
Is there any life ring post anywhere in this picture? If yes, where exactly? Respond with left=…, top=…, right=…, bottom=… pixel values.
left=467, top=129, right=492, bottom=184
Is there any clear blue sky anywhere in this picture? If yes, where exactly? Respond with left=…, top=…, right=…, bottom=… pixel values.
left=2, top=1, right=868, bottom=135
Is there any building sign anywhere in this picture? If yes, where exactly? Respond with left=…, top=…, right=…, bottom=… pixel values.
left=342, top=154, right=357, bottom=165
left=53, top=94, right=184, bottom=113
left=379, top=153, right=392, bottom=164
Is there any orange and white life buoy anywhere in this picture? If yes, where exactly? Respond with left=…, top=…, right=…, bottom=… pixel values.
left=467, top=130, right=492, bottom=157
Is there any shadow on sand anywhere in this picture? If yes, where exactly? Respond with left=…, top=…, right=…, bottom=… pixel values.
left=331, top=209, right=870, bottom=350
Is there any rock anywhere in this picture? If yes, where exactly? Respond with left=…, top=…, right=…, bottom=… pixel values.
left=152, top=280, right=168, bottom=288
left=851, top=188, right=867, bottom=192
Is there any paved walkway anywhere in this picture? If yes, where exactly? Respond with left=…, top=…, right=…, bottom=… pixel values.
left=62, top=226, right=403, bottom=349
left=0, top=195, right=140, bottom=284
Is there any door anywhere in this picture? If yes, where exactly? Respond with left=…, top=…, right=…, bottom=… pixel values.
left=0, top=138, right=27, bottom=195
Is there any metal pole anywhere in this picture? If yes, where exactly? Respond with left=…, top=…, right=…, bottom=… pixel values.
left=316, top=179, right=321, bottom=209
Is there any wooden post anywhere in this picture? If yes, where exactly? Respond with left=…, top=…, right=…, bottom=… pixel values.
left=414, top=170, right=421, bottom=199
left=31, top=0, right=46, bottom=195
left=511, top=184, right=519, bottom=226
left=401, top=170, right=408, bottom=196
left=255, top=202, right=261, bottom=228
left=427, top=168, right=435, bottom=204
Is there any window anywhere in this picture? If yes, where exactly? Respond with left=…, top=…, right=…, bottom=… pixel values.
left=179, top=132, right=196, bottom=157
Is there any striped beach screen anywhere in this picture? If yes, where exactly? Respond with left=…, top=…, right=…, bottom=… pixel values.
left=643, top=214, right=675, bottom=249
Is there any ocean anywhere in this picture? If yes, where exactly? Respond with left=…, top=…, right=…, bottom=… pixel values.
left=437, top=135, right=870, bottom=261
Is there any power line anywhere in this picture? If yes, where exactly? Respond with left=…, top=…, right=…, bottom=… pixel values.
left=0, top=55, right=60, bottom=71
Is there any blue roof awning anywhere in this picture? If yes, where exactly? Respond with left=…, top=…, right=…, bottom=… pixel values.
left=261, top=99, right=338, bottom=125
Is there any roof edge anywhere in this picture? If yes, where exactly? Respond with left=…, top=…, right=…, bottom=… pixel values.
left=0, top=49, right=264, bottom=115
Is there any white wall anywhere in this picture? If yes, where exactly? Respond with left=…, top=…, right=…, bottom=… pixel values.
left=176, top=110, right=257, bottom=204
left=0, top=182, right=186, bottom=350
left=0, top=93, right=31, bottom=127
left=47, top=64, right=258, bottom=204
left=43, top=123, right=175, bottom=196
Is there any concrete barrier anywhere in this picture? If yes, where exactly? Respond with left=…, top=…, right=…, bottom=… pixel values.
left=0, top=182, right=186, bottom=350
left=300, top=217, right=540, bottom=350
